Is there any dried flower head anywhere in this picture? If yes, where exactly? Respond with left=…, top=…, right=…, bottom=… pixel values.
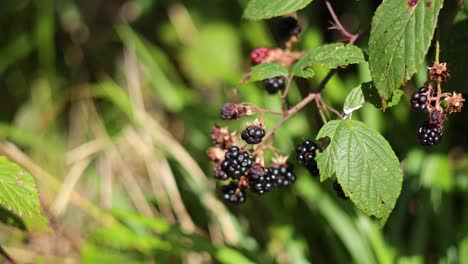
left=445, top=92, right=465, bottom=114
left=206, top=147, right=226, bottom=163
left=211, top=125, right=236, bottom=148
left=428, top=62, right=450, bottom=82
left=219, top=103, right=253, bottom=120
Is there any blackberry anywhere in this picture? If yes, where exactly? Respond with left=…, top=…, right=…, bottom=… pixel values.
left=333, top=181, right=348, bottom=199
left=241, top=125, right=265, bottom=144
left=221, top=182, right=246, bottom=204
left=220, top=146, right=253, bottom=179
left=410, top=87, right=429, bottom=111
left=248, top=163, right=274, bottom=194
left=250, top=47, right=270, bottom=64
left=266, top=164, right=296, bottom=188
left=263, top=76, right=286, bottom=94
left=296, top=140, right=322, bottom=176
left=220, top=103, right=247, bottom=120
left=417, top=121, right=443, bottom=146
left=277, top=16, right=302, bottom=41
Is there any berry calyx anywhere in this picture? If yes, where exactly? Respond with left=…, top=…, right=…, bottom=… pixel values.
left=220, top=146, right=253, bottom=179
left=241, top=125, right=266, bottom=144
left=266, top=163, right=296, bottom=188
left=333, top=180, right=348, bottom=199
left=221, top=182, right=246, bottom=204
left=263, top=76, right=286, bottom=94
left=250, top=47, right=270, bottom=64
left=417, top=121, right=443, bottom=146
left=296, top=140, right=322, bottom=176
left=410, top=86, right=429, bottom=111
left=277, top=16, right=302, bottom=42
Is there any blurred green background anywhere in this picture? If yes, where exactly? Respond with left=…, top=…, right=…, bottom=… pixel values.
left=0, top=0, right=467, bottom=263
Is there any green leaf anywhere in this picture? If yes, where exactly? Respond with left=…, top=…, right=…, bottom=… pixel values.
left=368, top=0, right=443, bottom=101
left=243, top=0, right=313, bottom=20
left=291, top=44, right=365, bottom=78
left=0, top=157, right=43, bottom=217
left=241, top=63, right=288, bottom=84
left=361, top=82, right=403, bottom=110
left=316, top=120, right=403, bottom=224
left=343, top=86, right=365, bottom=116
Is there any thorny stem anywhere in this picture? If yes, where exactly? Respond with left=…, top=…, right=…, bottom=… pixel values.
left=0, top=245, right=17, bottom=264
left=261, top=2, right=362, bottom=143
left=326, top=1, right=358, bottom=43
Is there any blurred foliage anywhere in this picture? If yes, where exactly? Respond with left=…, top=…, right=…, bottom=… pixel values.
left=0, top=0, right=467, bottom=263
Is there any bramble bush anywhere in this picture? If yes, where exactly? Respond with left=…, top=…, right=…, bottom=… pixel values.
left=0, top=0, right=467, bottom=263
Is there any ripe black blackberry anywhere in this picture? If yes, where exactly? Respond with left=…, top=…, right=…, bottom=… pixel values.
left=248, top=163, right=274, bottom=194
left=277, top=16, right=302, bottom=41
left=333, top=180, right=348, bottom=199
left=266, top=163, right=296, bottom=187
left=417, top=121, right=443, bottom=146
left=263, top=76, right=286, bottom=94
left=296, top=140, right=322, bottom=176
left=221, top=182, right=246, bottom=204
left=410, top=86, right=429, bottom=111
left=220, top=146, right=253, bottom=179
left=241, top=125, right=265, bottom=144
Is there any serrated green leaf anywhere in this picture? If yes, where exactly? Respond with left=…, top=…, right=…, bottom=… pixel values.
left=368, top=0, right=443, bottom=101
left=316, top=120, right=403, bottom=225
left=243, top=0, right=313, bottom=20
left=343, top=86, right=365, bottom=115
left=241, top=63, right=288, bottom=84
left=291, top=44, right=365, bottom=78
left=0, top=157, right=43, bottom=217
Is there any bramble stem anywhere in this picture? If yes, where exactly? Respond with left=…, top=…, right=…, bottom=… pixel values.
left=435, top=40, right=440, bottom=64
left=0, top=246, right=17, bottom=264
left=261, top=2, right=362, bottom=142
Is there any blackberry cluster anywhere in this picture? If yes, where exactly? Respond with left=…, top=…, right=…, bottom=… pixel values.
left=417, top=121, right=443, bottom=146
left=250, top=47, right=270, bottom=65
left=277, top=16, right=302, bottom=41
left=221, top=183, right=246, bottom=204
left=263, top=76, right=286, bottom=94
left=267, top=164, right=296, bottom=187
left=296, top=140, right=322, bottom=176
left=241, top=125, right=265, bottom=144
left=219, top=146, right=253, bottom=179
left=333, top=181, right=348, bottom=200
left=410, top=87, right=429, bottom=111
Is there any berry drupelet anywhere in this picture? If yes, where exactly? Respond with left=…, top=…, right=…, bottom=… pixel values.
left=267, top=163, right=296, bottom=188
left=417, top=121, right=443, bottom=146
left=277, top=16, right=302, bottom=41
left=241, top=125, right=266, bottom=144
left=263, top=76, right=286, bottom=94
left=250, top=47, right=270, bottom=64
left=410, top=86, right=429, bottom=111
left=221, top=183, right=246, bottom=204
left=220, top=146, right=253, bottom=179
left=296, top=140, right=322, bottom=176
left=333, top=180, right=348, bottom=199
